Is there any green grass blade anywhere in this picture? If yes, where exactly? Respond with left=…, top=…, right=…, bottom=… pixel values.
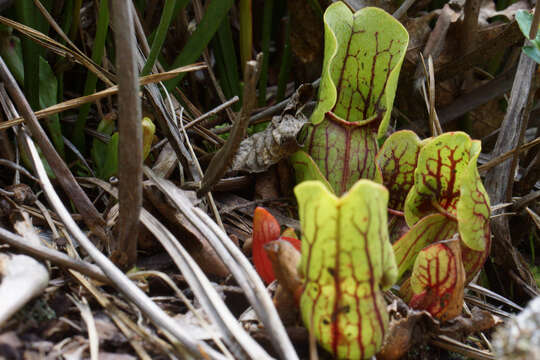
left=276, top=16, right=292, bottom=102
left=15, top=0, right=39, bottom=109
left=146, top=0, right=191, bottom=48
left=164, top=0, right=235, bottom=91
left=61, top=0, right=74, bottom=34
left=39, top=57, right=64, bottom=156
left=239, top=0, right=252, bottom=71
left=16, top=0, right=64, bottom=156
left=216, top=17, right=241, bottom=105
left=69, top=0, right=82, bottom=41
left=57, top=0, right=74, bottom=101
left=211, top=36, right=234, bottom=101
left=258, top=0, right=274, bottom=106
left=141, top=0, right=187, bottom=76
left=306, top=0, right=324, bottom=20
left=73, top=0, right=110, bottom=150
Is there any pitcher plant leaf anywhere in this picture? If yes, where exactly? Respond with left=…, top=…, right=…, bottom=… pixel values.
left=295, top=180, right=397, bottom=359
left=376, top=130, right=422, bottom=211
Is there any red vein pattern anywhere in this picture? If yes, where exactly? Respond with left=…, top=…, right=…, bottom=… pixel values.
left=295, top=181, right=397, bottom=359
left=409, top=240, right=465, bottom=321
left=376, top=130, right=422, bottom=211
left=307, top=116, right=380, bottom=195
left=302, top=6, right=408, bottom=196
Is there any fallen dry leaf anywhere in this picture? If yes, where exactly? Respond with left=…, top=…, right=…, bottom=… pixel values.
left=231, top=84, right=313, bottom=173
left=478, top=0, right=529, bottom=26
left=144, top=184, right=229, bottom=277
left=439, top=306, right=502, bottom=340
left=378, top=298, right=439, bottom=360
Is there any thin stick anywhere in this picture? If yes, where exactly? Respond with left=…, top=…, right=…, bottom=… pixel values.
left=0, top=14, right=114, bottom=86
left=184, top=96, right=239, bottom=129
left=530, top=6, right=540, bottom=40
left=199, top=55, right=262, bottom=195
left=428, top=56, right=443, bottom=134
left=479, top=137, right=540, bottom=173
left=393, top=0, right=416, bottom=19
left=22, top=128, right=227, bottom=360
left=0, top=227, right=109, bottom=283
left=0, top=58, right=108, bottom=241
left=505, top=65, right=537, bottom=201
left=0, top=64, right=206, bottom=131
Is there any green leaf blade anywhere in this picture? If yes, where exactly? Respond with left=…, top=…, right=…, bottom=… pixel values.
left=165, top=0, right=235, bottom=91
left=141, top=0, right=180, bottom=76
left=100, top=132, right=119, bottom=180
left=523, top=45, right=540, bottom=63
left=516, top=10, right=540, bottom=45
left=91, top=114, right=116, bottom=178
left=73, top=0, right=109, bottom=150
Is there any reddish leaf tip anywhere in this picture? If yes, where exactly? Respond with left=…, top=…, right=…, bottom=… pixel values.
left=279, top=236, right=302, bottom=252
left=253, top=207, right=281, bottom=283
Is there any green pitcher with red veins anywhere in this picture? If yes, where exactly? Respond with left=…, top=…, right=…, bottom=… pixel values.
left=295, top=180, right=398, bottom=359
left=291, top=2, right=409, bottom=195
left=384, top=131, right=491, bottom=320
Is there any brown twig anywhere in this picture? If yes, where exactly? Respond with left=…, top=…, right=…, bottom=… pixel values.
left=485, top=50, right=538, bottom=292
left=0, top=57, right=108, bottom=241
left=505, top=67, right=537, bottom=201
left=478, top=137, right=540, bottom=173
left=462, top=0, right=482, bottom=60
left=0, top=14, right=114, bottom=86
left=0, top=64, right=206, bottom=131
left=393, top=0, right=416, bottom=19
left=0, top=226, right=109, bottom=283
left=517, top=125, right=540, bottom=193
left=430, top=335, right=494, bottom=360
left=529, top=6, right=540, bottom=40
left=112, top=0, right=142, bottom=267
left=513, top=190, right=540, bottom=210
left=439, top=65, right=517, bottom=125
left=184, top=96, right=239, bottom=130
left=198, top=55, right=263, bottom=196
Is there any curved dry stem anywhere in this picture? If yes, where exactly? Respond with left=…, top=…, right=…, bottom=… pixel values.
left=22, top=131, right=227, bottom=360
left=144, top=166, right=300, bottom=360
